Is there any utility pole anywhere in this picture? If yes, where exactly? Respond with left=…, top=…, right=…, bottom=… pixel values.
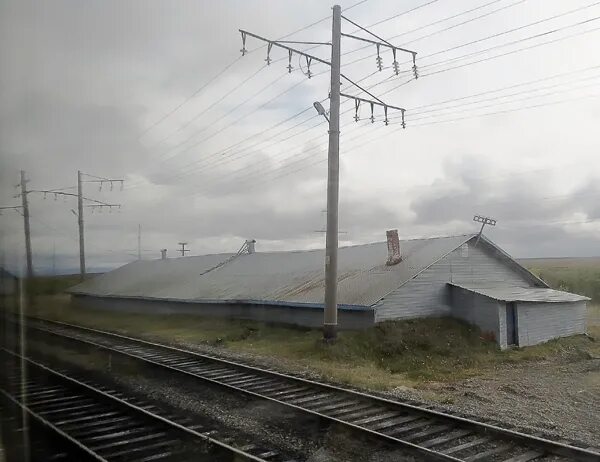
left=52, top=241, right=56, bottom=275
left=324, top=5, right=341, bottom=342
left=178, top=242, right=189, bottom=257
left=137, top=224, right=142, bottom=260
left=239, top=5, right=418, bottom=341
left=8, top=171, right=123, bottom=281
left=73, top=171, right=124, bottom=281
left=20, top=170, right=33, bottom=278
left=77, top=170, right=85, bottom=280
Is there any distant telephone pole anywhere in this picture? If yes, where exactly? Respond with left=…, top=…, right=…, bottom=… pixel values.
left=19, top=170, right=33, bottom=278
left=239, top=4, right=418, bottom=341
left=178, top=242, right=190, bottom=257
left=77, top=170, right=85, bottom=279
left=137, top=224, right=142, bottom=260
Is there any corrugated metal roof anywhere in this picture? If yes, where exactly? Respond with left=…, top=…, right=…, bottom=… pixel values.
left=70, top=234, right=476, bottom=307
left=449, top=283, right=590, bottom=303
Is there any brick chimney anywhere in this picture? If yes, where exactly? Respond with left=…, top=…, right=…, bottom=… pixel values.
left=160, top=249, right=167, bottom=260
left=386, top=229, right=402, bottom=266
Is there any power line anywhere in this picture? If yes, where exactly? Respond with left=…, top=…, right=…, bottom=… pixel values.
left=357, top=22, right=600, bottom=103
left=157, top=65, right=398, bottom=184
left=386, top=75, right=600, bottom=121
left=397, top=92, right=600, bottom=128
left=418, top=16, right=600, bottom=72
left=418, top=1, right=600, bottom=62
left=365, top=0, right=443, bottom=29
left=150, top=64, right=269, bottom=154
left=401, top=0, right=528, bottom=46
left=138, top=55, right=244, bottom=138
left=422, top=23, right=600, bottom=78
left=131, top=3, right=599, bottom=196
left=339, top=0, right=524, bottom=64
left=137, top=2, right=371, bottom=139
left=407, top=63, right=600, bottom=111
left=156, top=67, right=286, bottom=164
left=158, top=75, right=313, bottom=170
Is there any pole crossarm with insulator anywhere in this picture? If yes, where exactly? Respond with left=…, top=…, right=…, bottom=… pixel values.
left=238, top=5, right=421, bottom=342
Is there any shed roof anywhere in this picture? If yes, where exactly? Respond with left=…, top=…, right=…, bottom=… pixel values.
left=449, top=283, right=590, bottom=303
left=71, top=234, right=478, bottom=308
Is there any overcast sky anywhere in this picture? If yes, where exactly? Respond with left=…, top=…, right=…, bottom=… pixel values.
left=1, top=0, right=599, bottom=274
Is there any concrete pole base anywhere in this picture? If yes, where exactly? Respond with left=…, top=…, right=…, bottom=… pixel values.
left=322, top=324, right=337, bottom=343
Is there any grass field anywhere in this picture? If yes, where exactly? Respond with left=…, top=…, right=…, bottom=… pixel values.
left=23, top=274, right=95, bottom=296
left=7, top=258, right=599, bottom=390
left=520, top=256, right=600, bottom=303
left=17, top=294, right=599, bottom=391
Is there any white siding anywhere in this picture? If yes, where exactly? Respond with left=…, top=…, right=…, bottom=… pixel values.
left=375, top=241, right=534, bottom=322
left=516, top=301, right=587, bottom=346
left=451, top=287, right=502, bottom=344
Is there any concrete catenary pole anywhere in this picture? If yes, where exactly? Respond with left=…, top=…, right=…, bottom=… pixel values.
left=20, top=170, right=33, bottom=278
left=77, top=170, right=85, bottom=281
left=323, top=4, right=341, bottom=342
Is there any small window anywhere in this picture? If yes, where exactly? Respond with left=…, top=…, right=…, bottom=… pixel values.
left=461, top=243, right=469, bottom=258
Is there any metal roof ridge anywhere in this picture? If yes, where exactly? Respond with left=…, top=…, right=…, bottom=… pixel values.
left=157, top=233, right=479, bottom=260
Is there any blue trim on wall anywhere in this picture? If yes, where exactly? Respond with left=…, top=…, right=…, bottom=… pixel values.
left=71, top=293, right=372, bottom=312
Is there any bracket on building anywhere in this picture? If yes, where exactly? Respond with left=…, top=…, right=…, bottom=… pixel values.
left=473, top=215, right=497, bottom=247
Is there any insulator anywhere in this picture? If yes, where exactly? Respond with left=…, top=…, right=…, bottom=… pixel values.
left=401, top=110, right=406, bottom=129
left=240, top=31, right=248, bottom=56
left=99, top=182, right=102, bottom=191
left=376, top=44, right=383, bottom=72
left=392, top=49, right=399, bottom=75
left=354, top=100, right=360, bottom=122
left=383, top=106, right=389, bottom=126
left=305, top=56, right=312, bottom=79
left=110, top=181, right=114, bottom=191
left=370, top=102, right=375, bottom=124
left=412, top=54, right=418, bottom=79
left=287, top=50, right=293, bottom=73
left=265, top=42, right=273, bottom=65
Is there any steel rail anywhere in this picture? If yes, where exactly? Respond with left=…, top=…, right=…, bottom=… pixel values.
left=24, top=315, right=600, bottom=462
left=0, top=346, right=279, bottom=462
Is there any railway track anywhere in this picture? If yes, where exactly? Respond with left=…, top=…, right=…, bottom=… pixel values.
left=22, top=316, right=600, bottom=462
left=0, top=346, right=295, bottom=462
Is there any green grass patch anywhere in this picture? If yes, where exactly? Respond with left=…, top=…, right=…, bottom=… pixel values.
left=17, top=295, right=599, bottom=391
left=24, top=274, right=90, bottom=296
left=521, top=257, right=600, bottom=303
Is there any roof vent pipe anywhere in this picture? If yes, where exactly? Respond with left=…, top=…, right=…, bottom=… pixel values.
left=246, top=239, right=256, bottom=254
left=386, top=229, right=402, bottom=266
left=160, top=249, right=167, bottom=260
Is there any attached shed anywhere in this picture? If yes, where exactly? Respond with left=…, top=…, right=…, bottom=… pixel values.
left=449, top=284, right=589, bottom=348
left=69, top=233, right=589, bottom=348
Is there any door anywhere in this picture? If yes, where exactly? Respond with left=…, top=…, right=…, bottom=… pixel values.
left=506, top=302, right=518, bottom=346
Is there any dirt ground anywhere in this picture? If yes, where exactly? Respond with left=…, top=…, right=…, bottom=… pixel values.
left=389, top=355, right=600, bottom=449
